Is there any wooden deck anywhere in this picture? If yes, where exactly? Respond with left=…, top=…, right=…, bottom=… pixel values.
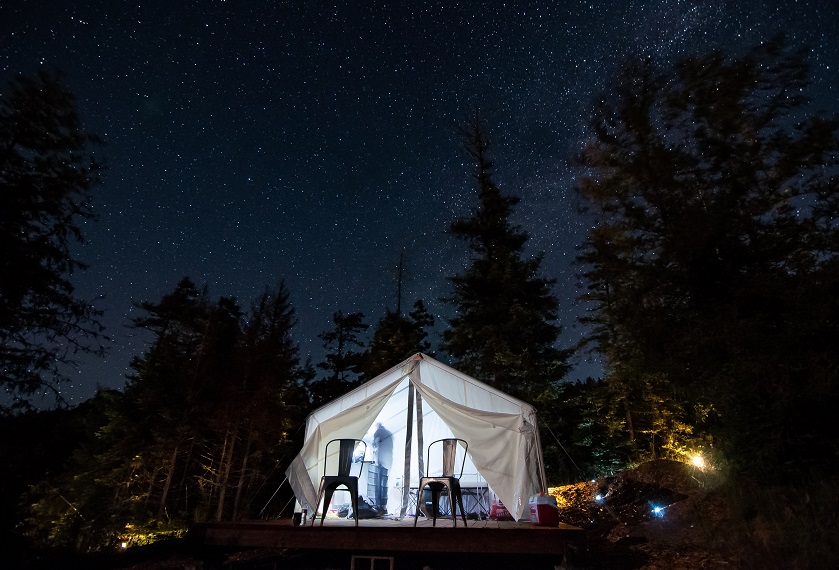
left=192, top=516, right=585, bottom=558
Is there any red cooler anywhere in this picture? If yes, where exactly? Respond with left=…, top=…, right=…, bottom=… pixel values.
left=489, top=499, right=514, bottom=521
left=529, top=493, right=559, bottom=526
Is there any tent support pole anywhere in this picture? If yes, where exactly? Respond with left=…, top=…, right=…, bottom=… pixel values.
left=416, top=391, right=424, bottom=478
left=399, top=383, right=415, bottom=518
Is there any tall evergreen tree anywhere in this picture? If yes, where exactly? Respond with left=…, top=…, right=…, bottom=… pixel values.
left=577, top=37, right=839, bottom=479
left=224, top=281, right=308, bottom=520
left=442, top=117, right=571, bottom=404
left=0, top=71, right=106, bottom=411
left=309, top=311, right=369, bottom=405
left=364, top=300, right=434, bottom=378
left=124, top=278, right=217, bottom=524
left=24, top=280, right=214, bottom=550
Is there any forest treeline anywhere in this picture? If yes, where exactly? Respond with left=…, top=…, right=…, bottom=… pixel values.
left=1, top=36, right=837, bottom=554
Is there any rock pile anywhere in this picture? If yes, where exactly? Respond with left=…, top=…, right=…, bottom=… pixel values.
left=552, top=459, right=737, bottom=569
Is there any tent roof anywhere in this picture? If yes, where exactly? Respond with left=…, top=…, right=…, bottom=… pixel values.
left=306, top=353, right=536, bottom=432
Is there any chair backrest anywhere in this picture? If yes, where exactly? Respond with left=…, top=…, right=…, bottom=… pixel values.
left=426, top=438, right=468, bottom=479
left=324, top=438, right=367, bottom=478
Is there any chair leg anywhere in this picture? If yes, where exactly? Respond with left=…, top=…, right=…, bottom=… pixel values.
left=448, top=482, right=457, bottom=527
left=312, top=480, right=326, bottom=526
left=320, top=485, right=337, bottom=527
left=442, top=481, right=461, bottom=527
left=413, top=483, right=423, bottom=527
left=455, top=487, right=467, bottom=527
left=430, top=487, right=441, bottom=527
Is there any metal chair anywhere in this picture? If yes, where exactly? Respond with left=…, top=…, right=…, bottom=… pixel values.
left=414, top=438, right=468, bottom=527
left=312, top=438, right=367, bottom=526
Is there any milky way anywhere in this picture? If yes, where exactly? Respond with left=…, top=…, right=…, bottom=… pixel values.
left=2, top=1, right=837, bottom=405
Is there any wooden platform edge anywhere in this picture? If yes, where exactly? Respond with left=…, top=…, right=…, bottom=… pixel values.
left=190, top=521, right=586, bottom=556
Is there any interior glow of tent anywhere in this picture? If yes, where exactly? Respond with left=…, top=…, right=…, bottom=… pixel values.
left=288, top=355, right=546, bottom=521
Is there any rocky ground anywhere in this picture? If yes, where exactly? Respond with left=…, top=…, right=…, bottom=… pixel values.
left=553, top=459, right=766, bottom=569
left=559, top=456, right=839, bottom=570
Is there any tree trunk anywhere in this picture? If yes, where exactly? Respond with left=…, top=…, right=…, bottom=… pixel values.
left=144, top=466, right=161, bottom=511
left=624, top=399, right=636, bottom=443
left=204, top=432, right=228, bottom=521
left=232, top=426, right=255, bottom=520
left=177, top=436, right=196, bottom=512
left=158, top=441, right=180, bottom=519
left=215, top=425, right=239, bottom=521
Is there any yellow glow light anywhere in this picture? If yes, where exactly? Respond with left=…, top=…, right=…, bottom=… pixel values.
left=691, top=454, right=705, bottom=469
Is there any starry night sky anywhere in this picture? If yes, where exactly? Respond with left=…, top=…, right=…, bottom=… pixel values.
left=2, top=1, right=837, bottom=405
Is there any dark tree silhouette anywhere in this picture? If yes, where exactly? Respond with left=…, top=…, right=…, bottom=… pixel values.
left=223, top=281, right=309, bottom=520
left=364, top=300, right=434, bottom=378
left=577, top=37, right=839, bottom=479
left=25, top=279, right=308, bottom=549
left=442, top=117, right=571, bottom=404
left=0, top=71, right=105, bottom=411
left=309, top=310, right=369, bottom=405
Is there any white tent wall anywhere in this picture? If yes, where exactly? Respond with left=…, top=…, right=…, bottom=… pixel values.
left=286, top=372, right=404, bottom=512
left=285, top=354, right=546, bottom=521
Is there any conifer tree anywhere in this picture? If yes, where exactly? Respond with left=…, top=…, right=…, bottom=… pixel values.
left=309, top=311, right=369, bottom=405
left=228, top=282, right=307, bottom=519
left=442, top=118, right=571, bottom=403
left=25, top=279, right=308, bottom=547
left=364, top=300, right=434, bottom=378
left=0, top=71, right=105, bottom=410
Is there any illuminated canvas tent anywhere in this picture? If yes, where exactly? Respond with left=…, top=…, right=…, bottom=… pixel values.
left=286, top=353, right=546, bottom=520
